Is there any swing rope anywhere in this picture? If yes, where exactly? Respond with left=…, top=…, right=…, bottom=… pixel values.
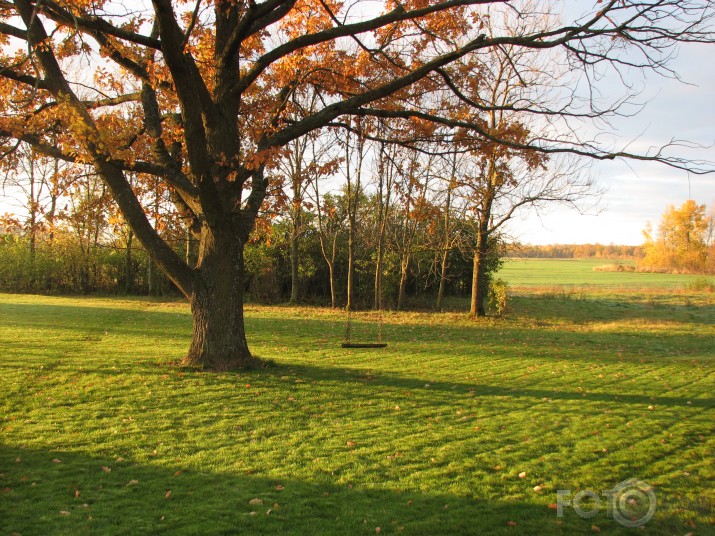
left=342, top=304, right=387, bottom=349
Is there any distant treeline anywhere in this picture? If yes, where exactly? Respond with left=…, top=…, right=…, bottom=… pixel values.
left=509, top=243, right=642, bottom=259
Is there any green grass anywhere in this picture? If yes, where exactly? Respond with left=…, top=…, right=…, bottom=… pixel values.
left=0, top=289, right=713, bottom=535
left=498, top=258, right=715, bottom=290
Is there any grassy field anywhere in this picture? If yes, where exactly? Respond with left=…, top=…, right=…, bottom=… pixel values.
left=498, top=258, right=715, bottom=290
left=1, top=261, right=713, bottom=535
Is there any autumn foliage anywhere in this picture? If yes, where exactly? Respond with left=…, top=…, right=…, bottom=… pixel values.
left=640, top=200, right=714, bottom=274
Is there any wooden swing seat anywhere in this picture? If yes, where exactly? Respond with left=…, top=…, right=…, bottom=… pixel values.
left=341, top=342, right=388, bottom=349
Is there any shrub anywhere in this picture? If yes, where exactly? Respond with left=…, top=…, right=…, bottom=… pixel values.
left=593, top=263, right=635, bottom=272
left=687, top=277, right=715, bottom=293
left=488, top=278, right=509, bottom=316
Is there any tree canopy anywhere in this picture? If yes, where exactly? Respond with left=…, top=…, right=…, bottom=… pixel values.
left=642, top=200, right=714, bottom=273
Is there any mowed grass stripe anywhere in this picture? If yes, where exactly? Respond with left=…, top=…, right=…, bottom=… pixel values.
left=0, top=287, right=713, bottom=535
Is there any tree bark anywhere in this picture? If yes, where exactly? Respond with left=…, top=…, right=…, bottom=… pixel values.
left=289, top=209, right=300, bottom=303
left=469, top=229, right=489, bottom=317
left=183, top=223, right=257, bottom=371
left=327, top=255, right=336, bottom=308
left=125, top=228, right=134, bottom=294
left=397, top=258, right=409, bottom=310
left=436, top=247, right=449, bottom=310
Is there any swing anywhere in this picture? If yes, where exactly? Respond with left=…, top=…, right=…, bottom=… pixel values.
left=342, top=306, right=387, bottom=348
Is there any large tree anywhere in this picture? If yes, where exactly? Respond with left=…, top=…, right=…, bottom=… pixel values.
left=1, top=1, right=713, bottom=369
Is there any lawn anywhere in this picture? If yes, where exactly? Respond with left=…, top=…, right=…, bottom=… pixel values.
left=0, top=278, right=713, bottom=534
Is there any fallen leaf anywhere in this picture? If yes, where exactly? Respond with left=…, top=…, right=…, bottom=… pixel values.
left=518, top=472, right=527, bottom=479
left=59, top=511, right=71, bottom=516
left=275, top=484, right=285, bottom=491
left=533, top=485, right=543, bottom=492
left=74, top=489, right=81, bottom=498
left=2, top=487, right=11, bottom=493
left=591, top=525, right=600, bottom=532
left=101, top=466, right=111, bottom=473
left=52, top=459, right=62, bottom=463
left=346, top=441, right=357, bottom=448
left=375, top=528, right=382, bottom=534
left=507, top=521, right=517, bottom=526
left=127, top=480, right=139, bottom=486
left=547, top=503, right=558, bottom=510
left=165, top=490, right=172, bottom=499
left=248, top=498, right=263, bottom=506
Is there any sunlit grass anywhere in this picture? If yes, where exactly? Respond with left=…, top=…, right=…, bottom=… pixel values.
left=499, top=257, right=715, bottom=289
left=0, top=290, right=713, bottom=535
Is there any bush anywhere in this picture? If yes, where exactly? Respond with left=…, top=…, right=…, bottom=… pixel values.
left=593, top=263, right=636, bottom=272
left=488, top=278, right=509, bottom=316
left=687, top=277, right=715, bottom=293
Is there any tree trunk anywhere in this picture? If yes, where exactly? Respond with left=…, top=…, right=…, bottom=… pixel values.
left=469, top=231, right=489, bottom=317
left=124, top=228, right=134, bottom=294
left=328, top=259, right=336, bottom=309
left=397, top=259, right=408, bottom=310
left=436, top=175, right=453, bottom=311
left=347, top=217, right=355, bottom=309
left=289, top=212, right=300, bottom=303
left=183, top=224, right=257, bottom=371
left=374, top=237, right=384, bottom=310
left=436, top=247, right=449, bottom=310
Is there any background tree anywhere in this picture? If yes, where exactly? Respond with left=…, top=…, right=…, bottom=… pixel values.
left=641, top=200, right=713, bottom=273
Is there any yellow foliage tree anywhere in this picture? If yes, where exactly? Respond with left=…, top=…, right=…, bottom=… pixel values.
left=641, top=200, right=713, bottom=273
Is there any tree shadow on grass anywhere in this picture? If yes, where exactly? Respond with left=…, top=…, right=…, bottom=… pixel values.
left=0, top=443, right=688, bottom=536
left=264, top=362, right=714, bottom=410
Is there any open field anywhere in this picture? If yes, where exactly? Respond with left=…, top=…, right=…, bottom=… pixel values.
left=0, top=280, right=713, bottom=534
left=498, top=258, right=715, bottom=290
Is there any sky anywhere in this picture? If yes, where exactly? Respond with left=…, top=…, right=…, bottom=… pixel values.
left=1, top=1, right=713, bottom=246
left=506, top=3, right=715, bottom=245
